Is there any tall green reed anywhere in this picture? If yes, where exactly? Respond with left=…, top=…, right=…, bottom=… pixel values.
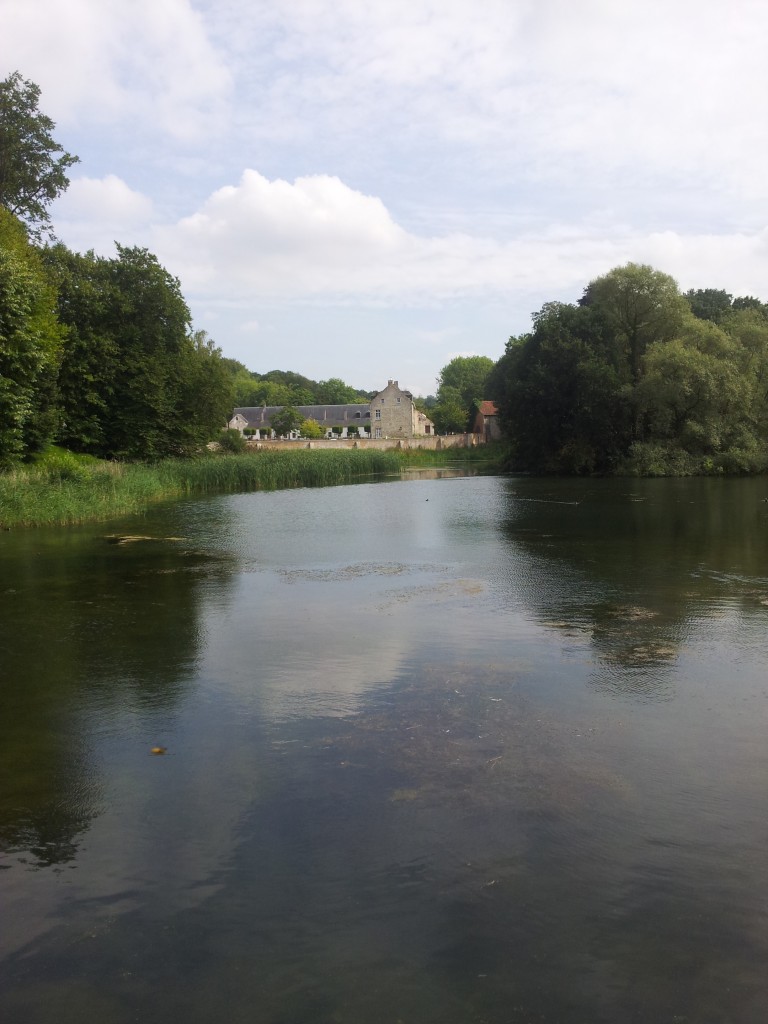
left=0, top=449, right=402, bottom=528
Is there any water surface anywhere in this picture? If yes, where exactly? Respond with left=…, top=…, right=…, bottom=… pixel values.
left=1, top=475, right=767, bottom=1023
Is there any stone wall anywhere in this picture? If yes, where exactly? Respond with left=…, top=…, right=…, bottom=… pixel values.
left=245, top=434, right=478, bottom=452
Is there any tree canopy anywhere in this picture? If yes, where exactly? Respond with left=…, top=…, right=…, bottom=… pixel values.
left=431, top=354, right=494, bottom=432
left=0, top=208, right=65, bottom=464
left=42, top=244, right=233, bottom=459
left=491, top=263, right=768, bottom=475
left=270, top=405, right=304, bottom=437
left=0, top=71, right=79, bottom=237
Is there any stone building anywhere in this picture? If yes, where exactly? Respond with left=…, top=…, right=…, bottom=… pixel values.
left=472, top=401, right=501, bottom=441
left=229, top=380, right=434, bottom=439
left=369, top=380, right=433, bottom=439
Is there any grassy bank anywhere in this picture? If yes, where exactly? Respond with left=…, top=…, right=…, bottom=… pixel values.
left=0, top=447, right=404, bottom=528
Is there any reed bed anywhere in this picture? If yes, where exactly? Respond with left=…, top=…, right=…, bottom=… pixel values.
left=0, top=448, right=403, bottom=528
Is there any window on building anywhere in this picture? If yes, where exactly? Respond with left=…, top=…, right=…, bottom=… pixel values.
left=374, top=427, right=382, bottom=438
left=396, top=397, right=401, bottom=404
left=375, top=409, right=381, bottom=419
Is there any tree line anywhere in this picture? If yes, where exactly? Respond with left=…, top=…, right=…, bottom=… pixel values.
left=6, top=70, right=766, bottom=475
left=0, top=72, right=368, bottom=467
left=486, top=264, right=768, bottom=475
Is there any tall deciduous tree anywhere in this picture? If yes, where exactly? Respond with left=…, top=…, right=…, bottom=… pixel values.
left=433, top=355, right=494, bottom=431
left=0, top=72, right=79, bottom=238
left=580, top=263, right=687, bottom=383
left=0, top=209, right=64, bottom=464
left=45, top=243, right=231, bottom=459
left=685, top=288, right=733, bottom=323
left=491, top=302, right=629, bottom=473
left=270, top=405, right=304, bottom=437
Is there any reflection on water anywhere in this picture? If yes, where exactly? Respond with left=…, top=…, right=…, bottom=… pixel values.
left=1, top=475, right=767, bottom=1023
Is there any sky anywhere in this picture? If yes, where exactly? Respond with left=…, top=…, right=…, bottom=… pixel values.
left=4, top=0, right=768, bottom=397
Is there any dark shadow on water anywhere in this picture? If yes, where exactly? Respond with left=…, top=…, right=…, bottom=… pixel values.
left=0, top=522, right=235, bottom=868
left=495, top=476, right=768, bottom=681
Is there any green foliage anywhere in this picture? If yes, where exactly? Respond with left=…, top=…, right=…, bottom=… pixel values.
left=491, top=263, right=768, bottom=476
left=219, top=428, right=247, bottom=453
left=580, top=263, right=687, bottom=383
left=174, top=330, right=235, bottom=452
left=0, top=71, right=79, bottom=238
left=228, top=366, right=370, bottom=407
left=685, top=288, right=733, bottom=323
left=315, top=377, right=364, bottom=403
left=0, top=449, right=402, bottom=528
left=300, top=418, right=323, bottom=438
left=433, top=355, right=494, bottom=431
left=0, top=209, right=65, bottom=465
left=42, top=244, right=230, bottom=460
left=430, top=385, right=469, bottom=433
left=270, top=405, right=304, bottom=437
left=493, top=302, right=630, bottom=473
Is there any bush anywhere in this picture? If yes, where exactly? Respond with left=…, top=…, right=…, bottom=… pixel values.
left=219, top=429, right=247, bottom=453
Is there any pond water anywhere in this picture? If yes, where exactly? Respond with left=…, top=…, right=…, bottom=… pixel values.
left=1, top=473, right=767, bottom=1023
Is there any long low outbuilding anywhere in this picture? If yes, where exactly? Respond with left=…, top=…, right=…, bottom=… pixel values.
left=229, top=380, right=435, bottom=439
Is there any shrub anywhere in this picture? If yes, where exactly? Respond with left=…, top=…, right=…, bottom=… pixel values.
left=219, top=429, right=247, bottom=453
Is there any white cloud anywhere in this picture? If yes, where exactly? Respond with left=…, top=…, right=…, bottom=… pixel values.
left=53, top=176, right=154, bottom=253
left=152, top=169, right=768, bottom=312
left=196, top=0, right=768, bottom=212
left=10, top=0, right=768, bottom=389
left=57, top=175, right=154, bottom=224
left=2, top=0, right=231, bottom=138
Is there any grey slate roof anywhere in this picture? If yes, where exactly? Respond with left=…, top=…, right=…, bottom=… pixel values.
left=233, top=404, right=371, bottom=427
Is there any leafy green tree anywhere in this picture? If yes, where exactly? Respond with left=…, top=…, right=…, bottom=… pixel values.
left=632, top=315, right=768, bottom=471
left=685, top=288, right=733, bottom=323
left=492, top=302, right=629, bottom=473
left=437, top=355, right=494, bottom=409
left=0, top=72, right=79, bottom=238
left=731, top=295, right=768, bottom=316
left=173, top=330, right=235, bottom=452
left=270, top=405, right=304, bottom=437
left=0, top=209, right=64, bottom=464
left=580, top=263, right=687, bottom=383
left=300, top=418, right=323, bottom=438
left=99, top=245, right=193, bottom=459
left=432, top=355, right=494, bottom=432
left=430, top=385, right=469, bottom=433
left=315, top=377, right=362, bottom=403
left=44, top=243, right=226, bottom=459
left=41, top=245, right=118, bottom=454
